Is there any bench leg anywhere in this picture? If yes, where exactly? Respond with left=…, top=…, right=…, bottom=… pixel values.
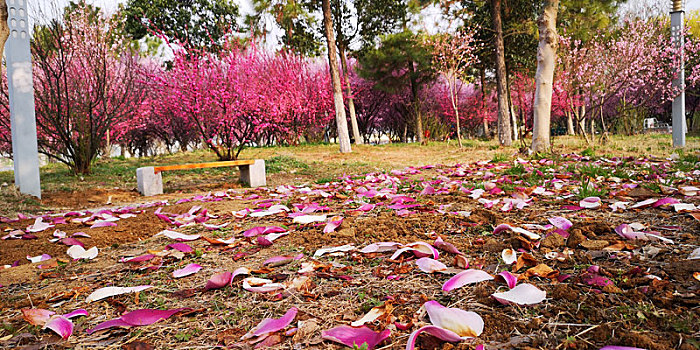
left=136, top=167, right=163, bottom=196
left=239, top=159, right=266, bottom=187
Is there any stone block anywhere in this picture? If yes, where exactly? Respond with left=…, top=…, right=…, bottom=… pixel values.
left=239, top=159, right=266, bottom=187
left=137, top=166, right=163, bottom=196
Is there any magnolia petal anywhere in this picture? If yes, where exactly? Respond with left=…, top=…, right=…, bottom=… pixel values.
left=242, top=307, right=298, bottom=340
left=442, top=269, right=494, bottom=292
left=491, top=283, right=546, bottom=305
left=424, top=301, right=484, bottom=337
left=86, top=319, right=132, bottom=334
left=416, top=258, right=447, bottom=273
left=501, top=249, right=517, bottom=265
left=27, top=254, right=52, bottom=263
left=156, top=230, right=201, bottom=241
left=351, top=304, right=388, bottom=327
left=87, top=308, right=187, bottom=333
left=90, top=221, right=117, bottom=229
left=242, top=277, right=284, bottom=293
left=579, top=197, right=602, bottom=209
left=205, top=272, right=234, bottom=290
left=293, top=215, right=327, bottom=224
left=86, top=285, right=153, bottom=303
left=22, top=309, right=55, bottom=326
left=322, top=325, right=391, bottom=350
left=689, top=247, right=700, bottom=260
left=548, top=217, right=572, bottom=230
left=360, top=242, right=402, bottom=254
left=323, top=216, right=344, bottom=234
left=60, top=238, right=85, bottom=247
left=67, top=245, right=98, bottom=260
left=434, top=236, right=463, bottom=255
left=173, top=263, right=202, bottom=278
left=44, top=316, right=73, bottom=340
left=404, top=241, right=439, bottom=259
left=314, top=244, right=356, bottom=257
left=27, top=218, right=53, bottom=233
left=406, top=325, right=463, bottom=350
left=263, top=254, right=304, bottom=267
left=166, top=243, right=194, bottom=253
left=498, top=271, right=518, bottom=289
left=63, top=309, right=89, bottom=319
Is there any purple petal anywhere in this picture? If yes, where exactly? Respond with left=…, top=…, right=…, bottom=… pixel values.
left=243, top=226, right=266, bottom=237
left=242, top=307, right=298, bottom=340
left=442, top=269, right=494, bottom=292
left=205, top=272, right=233, bottom=290
left=22, top=309, right=55, bottom=326
left=86, top=319, right=131, bottom=334
left=424, top=301, right=484, bottom=337
left=44, top=316, right=73, bottom=339
left=120, top=308, right=188, bottom=326
left=322, top=325, right=391, bottom=350
left=156, top=230, right=200, bottom=241
left=323, top=216, right=344, bottom=234
left=263, top=253, right=304, bottom=267
left=406, top=325, right=463, bottom=350
left=60, top=238, right=85, bottom=247
left=434, top=236, right=463, bottom=255
left=415, top=258, right=447, bottom=273
left=257, top=235, right=273, bottom=246
left=579, top=197, right=601, bottom=209
left=548, top=216, right=572, bottom=230
left=90, top=221, right=117, bottom=229
left=491, top=283, right=546, bottom=305
left=360, top=242, right=401, bottom=254
left=166, top=243, right=194, bottom=253
left=498, top=271, right=518, bottom=289
left=173, top=263, right=202, bottom=278
left=71, top=232, right=91, bottom=238
left=120, top=254, right=155, bottom=263
left=62, top=309, right=89, bottom=319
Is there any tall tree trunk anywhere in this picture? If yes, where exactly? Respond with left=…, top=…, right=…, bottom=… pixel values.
left=338, top=44, right=363, bottom=145
left=530, top=0, right=559, bottom=153
left=0, top=0, right=7, bottom=61
left=322, top=0, right=352, bottom=153
left=480, top=67, right=489, bottom=136
left=408, top=63, right=424, bottom=144
left=491, top=0, right=512, bottom=146
left=566, top=111, right=575, bottom=135
left=449, top=76, right=462, bottom=148
left=505, top=71, right=518, bottom=141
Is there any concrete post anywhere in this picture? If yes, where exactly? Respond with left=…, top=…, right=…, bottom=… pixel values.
left=239, top=160, right=266, bottom=187
left=136, top=167, right=163, bottom=196
left=6, top=0, right=41, bottom=198
left=671, top=5, right=686, bottom=148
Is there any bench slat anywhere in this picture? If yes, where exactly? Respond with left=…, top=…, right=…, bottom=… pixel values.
left=154, top=160, right=255, bottom=173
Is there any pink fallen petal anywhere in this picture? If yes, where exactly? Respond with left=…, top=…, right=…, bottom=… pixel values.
left=22, top=309, right=55, bottom=326
left=60, top=238, right=85, bottom=247
left=263, top=253, right=304, bottom=267
left=27, top=254, right=52, bottom=263
left=62, top=309, right=89, bottom=319
left=120, top=254, right=155, bottom=263
left=90, top=221, right=117, bottom=229
left=71, top=232, right=91, bottom=238
left=323, top=216, right=344, bottom=234
left=404, top=242, right=439, bottom=259
left=166, top=243, right=194, bottom=253
left=442, top=269, right=494, bottom=292
left=406, top=325, right=463, bottom=350
left=44, top=316, right=73, bottom=339
left=173, top=263, right=202, bottom=278
left=548, top=217, right=572, bottom=230
left=491, top=283, right=546, bottom=305
left=322, top=325, right=391, bottom=350
left=86, top=285, right=153, bottom=303
left=501, top=249, right=517, bottom=265
left=242, top=307, right=298, bottom=340
left=498, top=271, right=518, bottom=289
left=416, top=257, right=447, bottom=273
left=313, top=244, right=356, bottom=257
left=156, top=230, right=201, bottom=241
left=257, top=235, right=273, bottom=246
left=434, top=236, right=463, bottom=255
left=205, top=272, right=234, bottom=290
left=357, top=203, right=376, bottom=212
left=27, top=217, right=53, bottom=233
left=360, top=242, right=401, bottom=254
left=66, top=246, right=98, bottom=260
left=242, top=277, right=285, bottom=293
left=87, top=308, right=188, bottom=333
left=424, top=300, right=484, bottom=337
left=579, top=197, right=602, bottom=209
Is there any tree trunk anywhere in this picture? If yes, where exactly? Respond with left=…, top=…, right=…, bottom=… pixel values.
left=322, top=0, right=352, bottom=153
left=338, top=44, right=362, bottom=145
left=449, top=78, right=462, bottom=148
left=566, top=111, right=575, bottom=135
left=491, top=0, right=512, bottom=146
left=530, top=0, right=559, bottom=154
left=505, top=71, right=518, bottom=141
left=0, top=1, right=7, bottom=61
left=408, top=63, right=424, bottom=144
left=480, top=68, right=489, bottom=136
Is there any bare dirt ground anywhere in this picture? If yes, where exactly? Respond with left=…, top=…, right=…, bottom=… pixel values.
left=0, top=137, right=699, bottom=350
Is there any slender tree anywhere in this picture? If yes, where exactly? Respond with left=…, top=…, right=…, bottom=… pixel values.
left=322, top=0, right=352, bottom=153
left=531, top=0, right=559, bottom=153
left=491, top=0, right=512, bottom=146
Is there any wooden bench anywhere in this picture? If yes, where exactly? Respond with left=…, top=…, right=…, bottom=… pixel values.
left=136, top=159, right=266, bottom=196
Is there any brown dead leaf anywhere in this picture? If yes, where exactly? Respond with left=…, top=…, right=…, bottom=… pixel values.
left=514, top=252, right=538, bottom=272
left=523, top=264, right=557, bottom=279
left=122, top=341, right=154, bottom=350
left=217, top=328, right=245, bottom=347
